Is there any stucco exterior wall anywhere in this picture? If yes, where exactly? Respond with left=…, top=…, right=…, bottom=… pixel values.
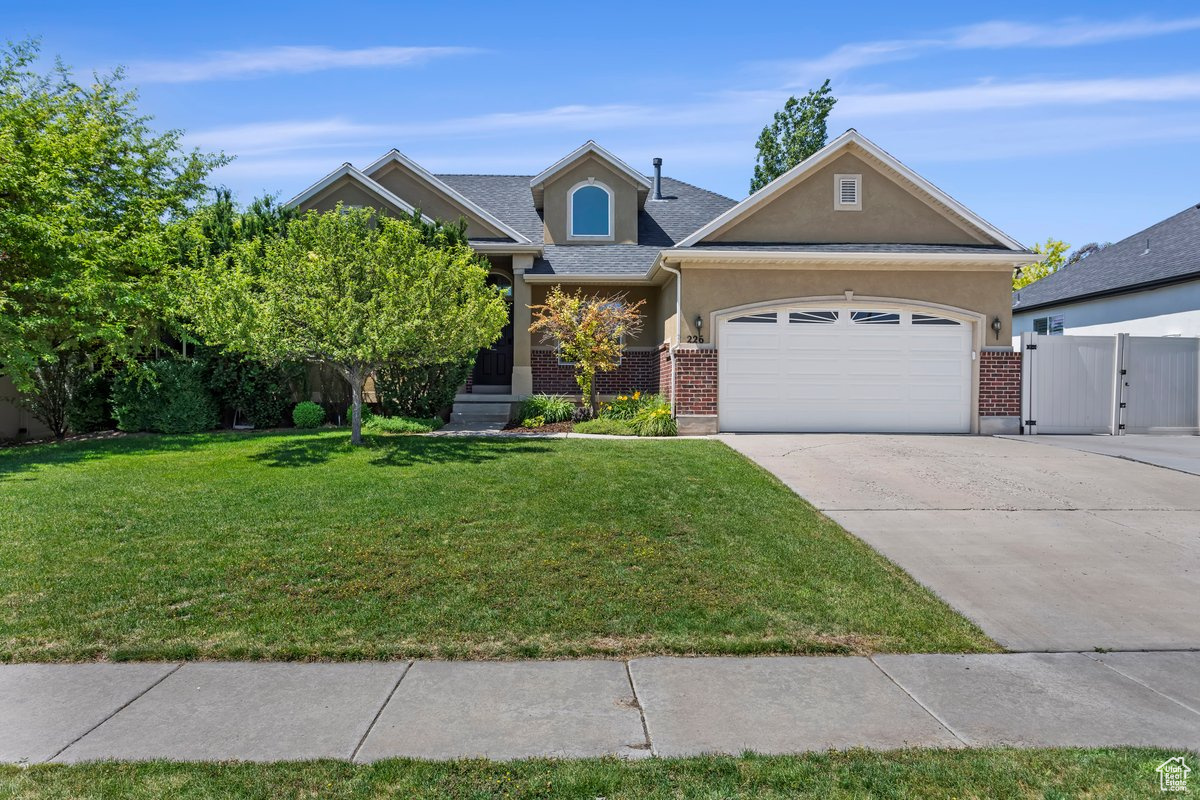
left=1012, top=279, right=1200, bottom=344
left=301, top=177, right=405, bottom=216
left=0, top=375, right=53, bottom=440
left=710, top=152, right=992, bottom=246
left=541, top=154, right=640, bottom=245
left=679, top=266, right=1014, bottom=344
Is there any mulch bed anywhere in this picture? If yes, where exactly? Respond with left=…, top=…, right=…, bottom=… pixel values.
left=502, top=421, right=574, bottom=434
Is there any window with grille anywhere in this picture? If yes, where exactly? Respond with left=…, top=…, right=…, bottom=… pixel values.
left=1033, top=314, right=1064, bottom=335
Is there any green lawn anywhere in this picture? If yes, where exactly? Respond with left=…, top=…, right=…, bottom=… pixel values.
left=2, top=750, right=1188, bottom=799
left=0, top=430, right=995, bottom=661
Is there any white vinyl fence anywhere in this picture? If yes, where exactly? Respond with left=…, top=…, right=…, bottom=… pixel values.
left=1020, top=332, right=1200, bottom=435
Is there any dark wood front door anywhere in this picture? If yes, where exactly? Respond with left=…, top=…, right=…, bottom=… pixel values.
left=473, top=274, right=514, bottom=387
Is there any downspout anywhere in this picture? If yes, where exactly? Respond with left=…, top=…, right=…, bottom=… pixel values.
left=659, top=260, right=682, bottom=416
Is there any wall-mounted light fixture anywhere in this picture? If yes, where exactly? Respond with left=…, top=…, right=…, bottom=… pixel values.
left=991, top=316, right=1002, bottom=341
left=695, top=314, right=703, bottom=332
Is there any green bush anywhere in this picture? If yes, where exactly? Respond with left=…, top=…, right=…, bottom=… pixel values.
left=198, top=347, right=304, bottom=428
left=631, top=400, right=678, bottom=437
left=292, top=401, right=326, bottom=429
left=111, top=359, right=219, bottom=434
left=66, top=370, right=113, bottom=434
left=521, top=415, right=546, bottom=428
left=374, top=360, right=472, bottom=418
left=573, top=418, right=636, bottom=436
left=364, top=415, right=444, bottom=434
left=518, top=393, right=575, bottom=424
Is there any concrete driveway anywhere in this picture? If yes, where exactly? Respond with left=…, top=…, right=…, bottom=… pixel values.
left=1002, top=434, right=1200, bottom=476
left=721, top=434, right=1200, bottom=652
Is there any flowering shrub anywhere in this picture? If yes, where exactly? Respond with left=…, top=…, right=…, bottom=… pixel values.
left=593, top=391, right=676, bottom=436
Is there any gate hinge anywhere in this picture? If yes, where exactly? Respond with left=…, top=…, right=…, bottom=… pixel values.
left=1025, top=343, right=1038, bottom=350
left=1120, top=369, right=1127, bottom=375
left=1119, top=402, right=1127, bottom=408
left=1024, top=420, right=1037, bottom=426
left=1118, top=423, right=1126, bottom=430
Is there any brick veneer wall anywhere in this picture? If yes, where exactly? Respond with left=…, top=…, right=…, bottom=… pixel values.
left=979, top=350, right=1021, bottom=416
left=673, top=348, right=719, bottom=416
left=531, top=348, right=659, bottom=395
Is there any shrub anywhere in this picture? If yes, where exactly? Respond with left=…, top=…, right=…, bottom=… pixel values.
left=573, top=418, right=636, bottom=436
left=111, top=359, right=219, bottom=434
left=521, top=415, right=546, bottom=428
left=598, top=390, right=647, bottom=420
left=363, top=415, right=443, bottom=434
left=631, top=402, right=677, bottom=437
left=66, top=369, right=114, bottom=434
left=292, top=401, right=326, bottom=429
left=374, top=360, right=473, bottom=419
left=198, top=347, right=304, bottom=428
left=517, top=393, right=575, bottom=425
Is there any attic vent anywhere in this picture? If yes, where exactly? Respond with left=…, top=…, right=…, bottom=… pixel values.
left=834, top=173, right=861, bottom=211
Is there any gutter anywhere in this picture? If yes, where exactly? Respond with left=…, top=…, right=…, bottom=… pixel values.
left=1013, top=270, right=1200, bottom=314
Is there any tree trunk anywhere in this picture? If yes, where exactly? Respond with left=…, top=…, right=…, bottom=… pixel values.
left=27, top=352, right=73, bottom=439
left=586, top=368, right=599, bottom=418
left=348, top=367, right=365, bottom=445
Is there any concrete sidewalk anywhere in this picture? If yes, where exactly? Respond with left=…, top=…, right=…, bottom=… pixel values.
left=4, top=652, right=1198, bottom=764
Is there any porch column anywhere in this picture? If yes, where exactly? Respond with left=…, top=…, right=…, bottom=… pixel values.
left=511, top=254, right=534, bottom=396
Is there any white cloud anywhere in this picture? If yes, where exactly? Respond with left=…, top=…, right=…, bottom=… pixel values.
left=185, top=118, right=389, bottom=155
left=129, top=45, right=477, bottom=83
left=773, top=15, right=1200, bottom=86
left=840, top=74, right=1200, bottom=116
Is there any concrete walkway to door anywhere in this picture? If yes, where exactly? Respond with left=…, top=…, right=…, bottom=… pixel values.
left=721, top=434, right=1200, bottom=652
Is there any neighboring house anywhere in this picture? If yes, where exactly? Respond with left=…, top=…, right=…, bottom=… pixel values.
left=1013, top=204, right=1200, bottom=340
left=292, top=129, right=1035, bottom=434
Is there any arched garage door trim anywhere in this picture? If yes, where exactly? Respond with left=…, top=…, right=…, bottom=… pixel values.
left=712, top=296, right=984, bottom=433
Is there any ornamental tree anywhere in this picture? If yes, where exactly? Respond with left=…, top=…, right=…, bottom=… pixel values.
left=0, top=40, right=225, bottom=436
left=528, top=286, right=644, bottom=416
left=1013, top=238, right=1070, bottom=290
left=174, top=205, right=508, bottom=444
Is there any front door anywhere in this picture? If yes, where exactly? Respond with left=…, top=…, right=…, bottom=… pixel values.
left=473, top=274, right=514, bottom=387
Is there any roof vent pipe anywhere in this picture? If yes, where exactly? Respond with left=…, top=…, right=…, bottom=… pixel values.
left=652, top=157, right=663, bottom=200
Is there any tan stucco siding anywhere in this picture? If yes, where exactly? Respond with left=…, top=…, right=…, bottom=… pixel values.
left=679, top=266, right=1013, bottom=343
left=541, top=155, right=640, bottom=245
left=301, top=177, right=406, bottom=216
left=528, top=283, right=661, bottom=348
left=656, top=276, right=678, bottom=346
left=370, top=164, right=506, bottom=239
left=711, top=153, right=993, bottom=246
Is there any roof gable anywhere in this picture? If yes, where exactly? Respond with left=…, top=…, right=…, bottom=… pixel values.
left=677, top=130, right=1027, bottom=251
left=530, top=141, right=651, bottom=209
left=286, top=164, right=435, bottom=222
left=363, top=150, right=531, bottom=243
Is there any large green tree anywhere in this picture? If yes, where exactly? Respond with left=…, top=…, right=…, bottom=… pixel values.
left=0, top=40, right=225, bottom=437
left=750, top=80, right=837, bottom=193
left=175, top=205, right=507, bottom=444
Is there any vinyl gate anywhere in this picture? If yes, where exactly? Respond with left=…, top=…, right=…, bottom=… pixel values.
left=1021, top=332, right=1200, bottom=435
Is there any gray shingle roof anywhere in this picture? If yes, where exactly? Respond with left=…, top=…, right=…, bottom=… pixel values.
left=436, top=174, right=736, bottom=276
left=1013, top=204, right=1200, bottom=311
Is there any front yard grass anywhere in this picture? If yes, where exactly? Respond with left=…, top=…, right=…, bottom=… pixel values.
left=0, top=749, right=1184, bottom=799
left=0, top=431, right=995, bottom=661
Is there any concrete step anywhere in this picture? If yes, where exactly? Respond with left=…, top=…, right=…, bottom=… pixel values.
left=450, top=400, right=513, bottom=425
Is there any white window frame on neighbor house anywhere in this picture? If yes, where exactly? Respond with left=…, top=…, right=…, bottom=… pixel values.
left=833, top=173, right=862, bottom=211
left=567, top=179, right=615, bottom=241
left=1033, top=314, right=1065, bottom=335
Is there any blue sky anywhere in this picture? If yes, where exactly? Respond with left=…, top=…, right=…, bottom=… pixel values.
left=9, top=0, right=1200, bottom=251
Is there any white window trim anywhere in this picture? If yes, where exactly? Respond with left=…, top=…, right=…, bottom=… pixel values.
left=834, top=173, right=862, bottom=211
left=1033, top=314, right=1065, bottom=335
left=567, top=179, right=615, bottom=241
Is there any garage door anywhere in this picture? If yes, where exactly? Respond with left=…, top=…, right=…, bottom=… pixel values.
left=718, top=305, right=973, bottom=432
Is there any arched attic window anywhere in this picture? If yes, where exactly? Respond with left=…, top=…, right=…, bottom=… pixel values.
left=568, top=180, right=613, bottom=239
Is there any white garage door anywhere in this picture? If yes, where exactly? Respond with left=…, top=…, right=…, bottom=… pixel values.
left=718, top=305, right=974, bottom=433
